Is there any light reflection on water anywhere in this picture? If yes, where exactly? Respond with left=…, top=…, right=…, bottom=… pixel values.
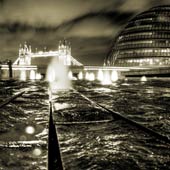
left=0, top=79, right=170, bottom=169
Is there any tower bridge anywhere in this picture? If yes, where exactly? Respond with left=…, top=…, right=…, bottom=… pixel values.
left=2, top=39, right=83, bottom=80
left=14, top=40, right=82, bottom=67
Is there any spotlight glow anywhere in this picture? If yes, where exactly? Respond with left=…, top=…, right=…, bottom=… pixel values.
left=30, top=70, right=36, bottom=80
left=141, top=76, right=147, bottom=82
left=36, top=73, right=42, bottom=80
left=68, top=71, right=73, bottom=80
left=89, top=73, right=95, bottom=81
left=97, top=70, right=104, bottom=81
left=78, top=72, right=83, bottom=80
left=111, top=70, right=118, bottom=82
left=85, top=72, right=89, bottom=80
left=20, top=70, right=26, bottom=81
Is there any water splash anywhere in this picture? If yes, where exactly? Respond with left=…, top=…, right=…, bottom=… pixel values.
left=46, top=58, right=71, bottom=90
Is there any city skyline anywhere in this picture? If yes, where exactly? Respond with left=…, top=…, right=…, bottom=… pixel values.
left=0, top=0, right=169, bottom=65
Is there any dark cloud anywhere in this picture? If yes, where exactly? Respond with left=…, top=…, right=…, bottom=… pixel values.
left=0, top=0, right=123, bottom=26
left=0, top=0, right=169, bottom=65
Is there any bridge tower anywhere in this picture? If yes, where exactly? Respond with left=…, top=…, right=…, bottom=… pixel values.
left=18, top=42, right=31, bottom=65
left=58, top=39, right=71, bottom=65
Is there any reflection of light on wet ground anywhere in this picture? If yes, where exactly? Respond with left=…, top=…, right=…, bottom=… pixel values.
left=25, top=126, right=35, bottom=134
left=54, top=103, right=72, bottom=111
left=145, top=88, right=154, bottom=94
left=19, top=135, right=27, bottom=141
left=121, top=83, right=131, bottom=86
left=104, top=134, right=127, bottom=140
left=30, top=70, right=36, bottom=80
left=33, top=148, right=42, bottom=156
left=35, top=128, right=48, bottom=139
left=94, top=87, right=113, bottom=93
left=0, top=140, right=46, bottom=148
left=1, top=79, right=170, bottom=170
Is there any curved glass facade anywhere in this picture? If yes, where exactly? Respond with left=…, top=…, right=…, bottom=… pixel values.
left=105, top=5, right=170, bottom=67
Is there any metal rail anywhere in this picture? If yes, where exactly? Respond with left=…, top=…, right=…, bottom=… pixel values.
left=47, top=86, right=169, bottom=170
left=76, top=90, right=170, bottom=144
left=48, top=101, right=64, bottom=170
left=0, top=91, right=25, bottom=109
left=55, top=119, right=113, bottom=125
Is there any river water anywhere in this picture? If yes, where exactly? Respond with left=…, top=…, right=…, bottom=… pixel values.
left=0, top=79, right=170, bottom=170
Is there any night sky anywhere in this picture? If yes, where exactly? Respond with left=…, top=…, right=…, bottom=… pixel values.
left=0, top=0, right=169, bottom=65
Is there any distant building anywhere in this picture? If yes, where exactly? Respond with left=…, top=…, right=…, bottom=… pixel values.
left=105, top=5, right=170, bottom=68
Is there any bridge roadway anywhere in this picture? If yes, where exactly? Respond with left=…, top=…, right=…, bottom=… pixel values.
left=84, top=65, right=170, bottom=78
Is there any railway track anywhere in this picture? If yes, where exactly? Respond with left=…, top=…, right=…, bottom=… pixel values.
left=49, top=85, right=170, bottom=169
left=0, top=91, right=25, bottom=109
left=77, top=89, right=170, bottom=144
left=73, top=82, right=170, bottom=143
left=0, top=85, right=48, bottom=169
left=0, top=81, right=169, bottom=169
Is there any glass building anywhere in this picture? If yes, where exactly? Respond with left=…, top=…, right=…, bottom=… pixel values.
left=105, top=5, right=170, bottom=67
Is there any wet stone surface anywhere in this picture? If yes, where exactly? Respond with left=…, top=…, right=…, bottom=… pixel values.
left=0, top=79, right=170, bottom=169
left=0, top=81, right=48, bottom=170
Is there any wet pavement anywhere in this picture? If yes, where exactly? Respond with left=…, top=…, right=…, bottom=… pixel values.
left=0, top=79, right=170, bottom=170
